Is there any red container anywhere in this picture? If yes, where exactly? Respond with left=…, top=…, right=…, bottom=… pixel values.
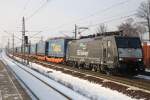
left=142, top=41, right=150, bottom=68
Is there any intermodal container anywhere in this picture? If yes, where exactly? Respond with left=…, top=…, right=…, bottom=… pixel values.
left=143, top=41, right=150, bottom=68
left=30, top=44, right=37, bottom=55
left=47, top=38, right=72, bottom=58
left=37, top=41, right=48, bottom=56
left=17, top=47, right=22, bottom=53
left=25, top=45, right=30, bottom=54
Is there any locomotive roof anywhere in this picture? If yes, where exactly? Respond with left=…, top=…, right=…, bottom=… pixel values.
left=80, top=31, right=122, bottom=39
left=72, top=35, right=140, bottom=43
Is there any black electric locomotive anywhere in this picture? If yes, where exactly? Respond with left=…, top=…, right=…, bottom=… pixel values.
left=66, top=35, right=145, bottom=75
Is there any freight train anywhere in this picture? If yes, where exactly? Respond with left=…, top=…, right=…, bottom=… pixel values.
left=12, top=32, right=145, bottom=75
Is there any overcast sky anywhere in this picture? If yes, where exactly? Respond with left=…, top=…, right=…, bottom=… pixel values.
left=0, top=0, right=145, bottom=48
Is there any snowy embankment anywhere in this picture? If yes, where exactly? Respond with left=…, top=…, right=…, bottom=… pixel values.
left=1, top=52, right=88, bottom=100
left=146, top=69, right=150, bottom=73
left=135, top=69, right=150, bottom=81
left=135, top=75, right=150, bottom=80
left=11, top=55, right=136, bottom=100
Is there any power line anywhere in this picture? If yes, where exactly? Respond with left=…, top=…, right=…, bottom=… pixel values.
left=77, top=13, right=135, bottom=36
left=22, top=0, right=135, bottom=39
left=5, top=32, right=22, bottom=41
left=54, top=13, right=136, bottom=36
left=44, top=0, right=135, bottom=32
left=13, top=0, right=139, bottom=42
left=29, top=31, right=42, bottom=39
left=43, top=12, right=136, bottom=36
left=26, top=0, right=51, bottom=21
left=77, top=9, right=137, bottom=25
left=87, top=13, right=136, bottom=28
left=23, top=0, right=31, bottom=12
left=0, top=28, right=22, bottom=41
left=74, top=0, right=134, bottom=23
left=18, top=0, right=31, bottom=18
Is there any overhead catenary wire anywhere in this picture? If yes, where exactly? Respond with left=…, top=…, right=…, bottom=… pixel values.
left=18, top=0, right=137, bottom=40
left=26, top=0, right=51, bottom=21
left=76, top=13, right=136, bottom=36
left=23, top=0, right=31, bottom=12
left=66, top=13, right=136, bottom=37
left=16, top=0, right=45, bottom=42
left=18, top=0, right=31, bottom=18
left=37, top=13, right=135, bottom=40
left=29, top=31, right=43, bottom=39
left=44, top=12, right=136, bottom=35
left=17, top=0, right=51, bottom=41
left=75, top=9, right=137, bottom=26
left=72, top=0, right=135, bottom=24
left=3, top=30, right=22, bottom=41
left=44, top=0, right=136, bottom=32
left=86, top=13, right=136, bottom=28
left=2, top=0, right=141, bottom=47
left=2, top=28, right=44, bottom=43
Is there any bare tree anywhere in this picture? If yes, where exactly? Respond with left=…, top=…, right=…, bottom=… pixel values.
left=137, top=0, right=150, bottom=40
left=96, top=24, right=107, bottom=34
left=135, top=23, right=146, bottom=38
left=118, top=18, right=146, bottom=37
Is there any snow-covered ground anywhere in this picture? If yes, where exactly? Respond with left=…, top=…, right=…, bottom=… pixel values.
left=8, top=54, right=137, bottom=100
left=135, top=75, right=150, bottom=80
left=135, top=69, right=150, bottom=81
left=146, top=69, right=150, bottom=73
left=1, top=52, right=88, bottom=100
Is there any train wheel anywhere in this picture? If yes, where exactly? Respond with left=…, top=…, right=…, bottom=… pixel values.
left=78, top=66, right=82, bottom=69
left=78, top=63, right=84, bottom=69
left=87, top=64, right=93, bottom=70
left=92, top=65, right=98, bottom=72
left=73, top=62, right=78, bottom=68
left=105, top=70, right=112, bottom=75
left=105, top=67, right=112, bottom=75
left=83, top=64, right=90, bottom=70
left=100, top=65, right=105, bottom=73
left=106, top=68, right=116, bottom=75
left=70, top=61, right=74, bottom=67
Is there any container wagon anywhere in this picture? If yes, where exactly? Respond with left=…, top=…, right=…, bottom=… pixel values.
left=30, top=44, right=37, bottom=57
left=46, top=38, right=72, bottom=63
left=25, top=45, right=30, bottom=55
left=36, top=41, right=48, bottom=61
left=17, top=47, right=22, bottom=54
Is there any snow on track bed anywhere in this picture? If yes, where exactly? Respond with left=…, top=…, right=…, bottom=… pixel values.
left=28, top=62, right=150, bottom=100
left=10, top=54, right=150, bottom=100
left=1, top=53, right=88, bottom=100
left=146, top=69, right=150, bottom=73
left=135, top=75, right=150, bottom=80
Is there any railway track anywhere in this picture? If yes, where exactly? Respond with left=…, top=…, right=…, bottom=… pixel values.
left=35, top=60, right=150, bottom=90
left=35, top=61, right=150, bottom=100
left=11, top=54, right=150, bottom=100
left=3, top=54, right=89, bottom=100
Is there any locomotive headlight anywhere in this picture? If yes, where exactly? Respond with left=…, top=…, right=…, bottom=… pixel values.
left=119, top=58, right=123, bottom=61
left=138, top=59, right=142, bottom=61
